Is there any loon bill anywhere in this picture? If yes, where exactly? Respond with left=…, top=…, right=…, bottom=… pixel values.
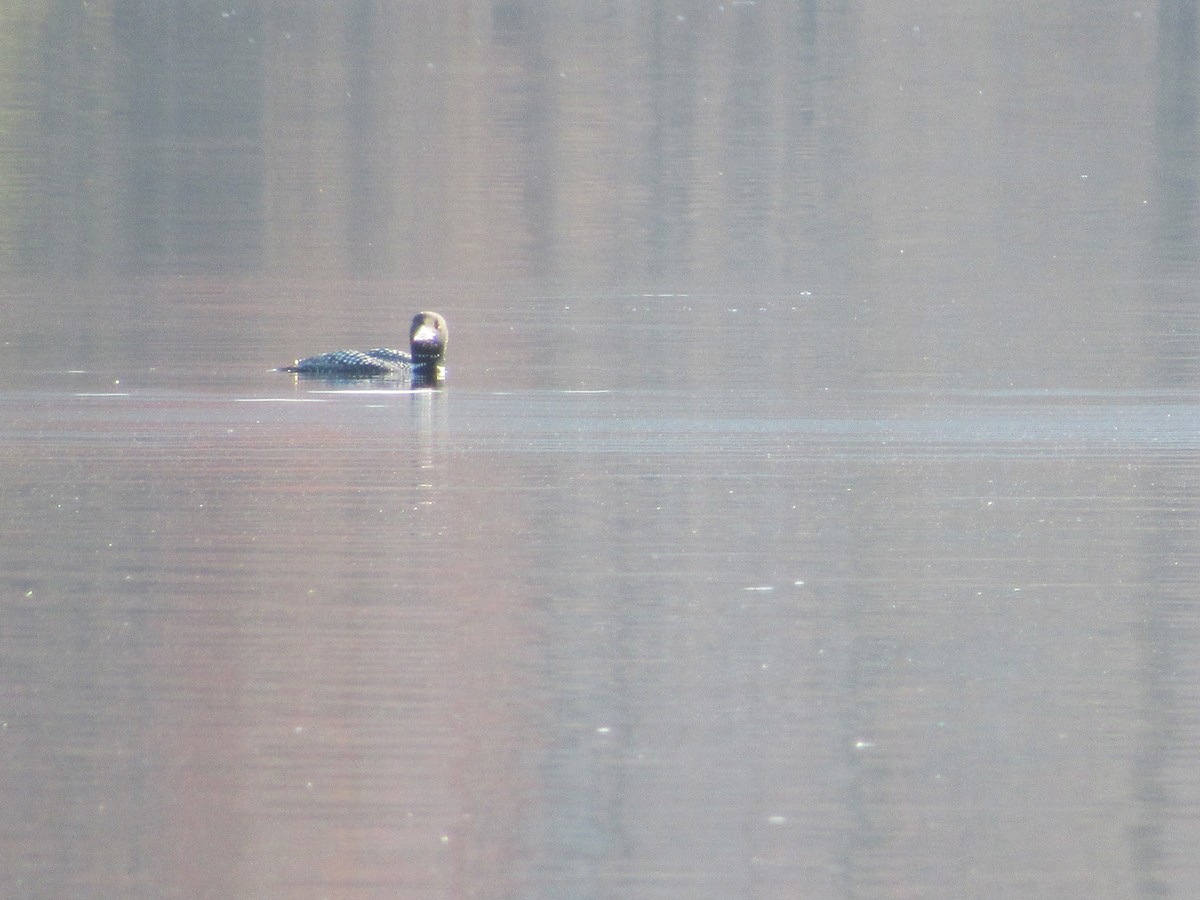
left=281, top=311, right=448, bottom=383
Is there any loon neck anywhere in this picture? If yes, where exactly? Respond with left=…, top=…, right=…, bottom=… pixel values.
left=410, top=359, right=445, bottom=388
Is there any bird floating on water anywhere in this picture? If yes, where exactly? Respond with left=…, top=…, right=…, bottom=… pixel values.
left=280, top=311, right=448, bottom=386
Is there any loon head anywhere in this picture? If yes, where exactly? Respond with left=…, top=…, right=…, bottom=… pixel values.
left=409, top=311, right=448, bottom=385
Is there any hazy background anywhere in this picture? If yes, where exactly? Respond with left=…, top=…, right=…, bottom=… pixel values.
left=3, top=3, right=1200, bottom=898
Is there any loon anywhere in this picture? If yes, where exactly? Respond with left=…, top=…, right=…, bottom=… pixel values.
left=281, top=311, right=448, bottom=384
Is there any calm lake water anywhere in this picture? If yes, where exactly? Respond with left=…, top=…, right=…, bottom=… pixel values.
left=4, top=4, right=1200, bottom=898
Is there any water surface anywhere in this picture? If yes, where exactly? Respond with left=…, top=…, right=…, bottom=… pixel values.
left=3, top=4, right=1200, bottom=898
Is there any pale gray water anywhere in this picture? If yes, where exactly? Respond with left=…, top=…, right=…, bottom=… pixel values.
left=3, top=4, right=1200, bottom=899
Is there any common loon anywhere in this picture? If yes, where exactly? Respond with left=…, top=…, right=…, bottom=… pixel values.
left=281, top=311, right=448, bottom=384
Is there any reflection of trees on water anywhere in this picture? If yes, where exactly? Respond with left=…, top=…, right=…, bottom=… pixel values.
left=0, top=4, right=856, bottom=282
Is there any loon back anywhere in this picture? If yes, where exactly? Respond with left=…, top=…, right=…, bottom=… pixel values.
left=281, top=311, right=448, bottom=381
